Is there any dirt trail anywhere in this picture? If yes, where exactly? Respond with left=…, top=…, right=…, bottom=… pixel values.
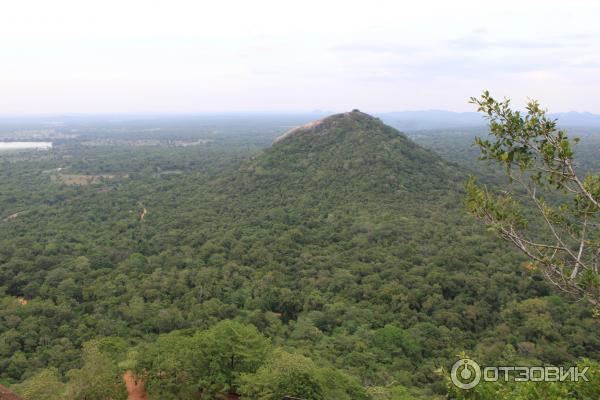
left=123, top=371, right=148, bottom=400
left=0, top=383, right=23, bottom=399
left=2, top=211, right=26, bottom=222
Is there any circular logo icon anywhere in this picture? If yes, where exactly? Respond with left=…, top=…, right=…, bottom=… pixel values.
left=450, top=358, right=481, bottom=389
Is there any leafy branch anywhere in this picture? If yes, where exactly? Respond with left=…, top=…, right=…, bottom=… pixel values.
left=466, top=91, right=600, bottom=313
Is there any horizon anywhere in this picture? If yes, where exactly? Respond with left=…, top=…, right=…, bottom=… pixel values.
left=4, top=109, right=600, bottom=134
left=0, top=109, right=599, bottom=119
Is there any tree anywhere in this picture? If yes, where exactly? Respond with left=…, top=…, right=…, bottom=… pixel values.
left=238, top=349, right=326, bottom=400
left=137, top=320, right=270, bottom=399
left=63, top=340, right=127, bottom=400
left=14, top=368, right=66, bottom=400
left=366, top=385, right=418, bottom=400
left=194, top=320, right=270, bottom=396
left=239, top=349, right=369, bottom=400
left=373, top=324, right=421, bottom=358
left=135, top=332, right=198, bottom=400
left=466, top=91, right=600, bottom=313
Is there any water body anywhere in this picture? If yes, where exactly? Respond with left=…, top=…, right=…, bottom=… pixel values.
left=0, top=142, right=52, bottom=150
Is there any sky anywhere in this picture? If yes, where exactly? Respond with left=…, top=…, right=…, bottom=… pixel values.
left=1, top=0, right=600, bottom=114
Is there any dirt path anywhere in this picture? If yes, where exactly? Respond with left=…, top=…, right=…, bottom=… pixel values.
left=2, top=211, right=26, bottom=222
left=140, top=208, right=148, bottom=222
left=123, top=371, right=148, bottom=400
left=0, top=383, right=23, bottom=399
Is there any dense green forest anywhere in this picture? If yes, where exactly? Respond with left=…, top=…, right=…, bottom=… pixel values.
left=1, top=112, right=599, bottom=399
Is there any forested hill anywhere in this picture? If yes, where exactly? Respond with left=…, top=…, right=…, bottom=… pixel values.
left=215, top=110, right=464, bottom=203
left=1, top=112, right=599, bottom=399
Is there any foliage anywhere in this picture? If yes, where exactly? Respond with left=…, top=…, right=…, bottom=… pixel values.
left=239, top=347, right=370, bottom=400
left=13, top=368, right=66, bottom=400
left=63, top=340, right=127, bottom=400
left=1, top=112, right=599, bottom=399
left=239, top=349, right=327, bottom=400
left=366, top=385, right=419, bottom=400
left=467, top=91, right=600, bottom=312
left=136, top=320, right=269, bottom=399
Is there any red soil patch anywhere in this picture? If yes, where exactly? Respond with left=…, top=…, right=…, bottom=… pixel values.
left=123, top=371, right=148, bottom=400
left=0, top=384, right=23, bottom=400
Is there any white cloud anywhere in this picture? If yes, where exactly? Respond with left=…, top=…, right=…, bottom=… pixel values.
left=1, top=0, right=600, bottom=113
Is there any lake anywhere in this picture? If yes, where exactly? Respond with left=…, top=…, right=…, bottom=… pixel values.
left=0, top=142, right=53, bottom=150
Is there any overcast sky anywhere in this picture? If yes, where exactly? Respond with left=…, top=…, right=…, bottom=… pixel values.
left=1, top=0, right=600, bottom=114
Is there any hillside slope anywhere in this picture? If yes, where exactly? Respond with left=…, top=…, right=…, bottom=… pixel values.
left=215, top=110, right=463, bottom=210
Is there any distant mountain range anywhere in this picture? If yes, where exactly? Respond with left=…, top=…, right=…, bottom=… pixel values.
left=1, top=110, right=600, bottom=134
left=376, top=110, right=600, bottom=131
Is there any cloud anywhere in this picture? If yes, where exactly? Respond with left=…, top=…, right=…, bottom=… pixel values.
left=331, top=43, right=423, bottom=54
left=1, top=0, right=600, bottom=112
left=446, top=32, right=593, bottom=50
